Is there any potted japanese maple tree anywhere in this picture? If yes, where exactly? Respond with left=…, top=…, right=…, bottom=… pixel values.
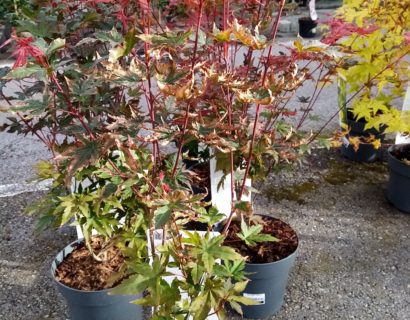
left=323, top=0, right=410, bottom=210
left=0, top=0, right=255, bottom=319
left=323, top=0, right=410, bottom=164
left=1, top=0, right=341, bottom=319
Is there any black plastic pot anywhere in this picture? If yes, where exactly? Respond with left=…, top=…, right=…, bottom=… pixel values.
left=298, top=17, right=317, bottom=38
left=51, top=239, right=143, bottom=320
left=340, top=114, right=385, bottom=162
left=217, top=216, right=298, bottom=318
left=241, top=225, right=298, bottom=318
left=386, top=144, right=410, bottom=213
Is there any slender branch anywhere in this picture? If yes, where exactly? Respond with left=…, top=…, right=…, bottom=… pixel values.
left=308, top=48, right=410, bottom=144
left=223, top=0, right=286, bottom=235
left=171, top=0, right=204, bottom=177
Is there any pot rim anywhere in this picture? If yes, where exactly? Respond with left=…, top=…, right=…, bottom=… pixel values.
left=51, top=238, right=114, bottom=294
left=387, top=143, right=410, bottom=179
left=388, top=143, right=410, bottom=164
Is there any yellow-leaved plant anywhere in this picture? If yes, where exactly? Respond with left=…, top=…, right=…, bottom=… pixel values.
left=324, top=0, right=410, bottom=135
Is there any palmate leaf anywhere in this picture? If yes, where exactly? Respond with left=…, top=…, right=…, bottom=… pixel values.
left=190, top=234, right=244, bottom=273
left=191, top=291, right=212, bottom=320
left=95, top=27, right=123, bottom=43
left=110, top=258, right=166, bottom=295
left=16, top=19, right=55, bottom=38
left=212, top=24, right=231, bottom=42
left=66, top=141, right=99, bottom=183
left=154, top=205, right=172, bottom=228
left=5, top=65, right=47, bottom=80
left=232, top=19, right=267, bottom=50
left=237, top=218, right=278, bottom=247
left=197, top=206, right=225, bottom=226
left=235, top=87, right=274, bottom=105
left=131, top=278, right=181, bottom=308
left=138, top=30, right=192, bottom=47
left=191, top=278, right=227, bottom=320
left=46, top=38, right=65, bottom=56
left=13, top=96, right=50, bottom=115
left=71, top=78, right=98, bottom=103
left=214, top=260, right=246, bottom=281
left=64, top=134, right=117, bottom=184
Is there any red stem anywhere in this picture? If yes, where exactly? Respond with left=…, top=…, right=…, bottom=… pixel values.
left=171, top=0, right=204, bottom=177
left=223, top=0, right=286, bottom=235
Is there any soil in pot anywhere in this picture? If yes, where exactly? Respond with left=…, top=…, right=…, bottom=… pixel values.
left=55, top=237, right=125, bottom=291
left=184, top=162, right=212, bottom=231
left=189, top=162, right=211, bottom=200
left=390, top=145, right=410, bottom=165
left=223, top=216, right=298, bottom=263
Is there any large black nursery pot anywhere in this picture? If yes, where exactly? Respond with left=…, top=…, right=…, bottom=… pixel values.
left=298, top=17, right=317, bottom=38
left=218, top=216, right=298, bottom=319
left=341, top=113, right=384, bottom=162
left=51, top=239, right=143, bottom=320
left=386, top=143, right=410, bottom=213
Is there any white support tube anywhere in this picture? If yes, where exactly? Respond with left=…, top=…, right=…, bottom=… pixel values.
left=210, top=157, right=251, bottom=218
left=309, top=0, right=318, bottom=21
left=395, top=85, right=410, bottom=144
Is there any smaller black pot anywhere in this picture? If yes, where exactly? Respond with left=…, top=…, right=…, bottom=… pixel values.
left=386, top=144, right=410, bottom=213
left=299, top=0, right=308, bottom=7
left=51, top=239, right=143, bottom=320
left=298, top=17, right=317, bottom=38
left=341, top=115, right=385, bottom=162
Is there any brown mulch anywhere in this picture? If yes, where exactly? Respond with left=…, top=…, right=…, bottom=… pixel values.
left=224, top=216, right=298, bottom=264
left=54, top=237, right=125, bottom=291
left=190, top=162, right=211, bottom=192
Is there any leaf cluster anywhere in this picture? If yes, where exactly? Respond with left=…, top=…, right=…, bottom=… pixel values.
left=326, top=0, right=410, bottom=135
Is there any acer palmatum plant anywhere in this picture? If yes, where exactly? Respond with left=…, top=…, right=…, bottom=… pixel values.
left=0, top=0, right=339, bottom=317
left=322, top=0, right=410, bottom=151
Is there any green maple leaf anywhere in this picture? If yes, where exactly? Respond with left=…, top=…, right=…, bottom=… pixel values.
left=237, top=218, right=278, bottom=247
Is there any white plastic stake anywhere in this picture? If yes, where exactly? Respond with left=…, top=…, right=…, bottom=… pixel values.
left=148, top=230, right=220, bottom=319
left=395, top=85, right=410, bottom=144
left=210, top=157, right=251, bottom=218
left=309, top=0, right=318, bottom=21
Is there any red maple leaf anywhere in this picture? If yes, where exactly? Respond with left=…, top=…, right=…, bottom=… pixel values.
left=10, top=36, right=47, bottom=69
left=321, top=18, right=378, bottom=45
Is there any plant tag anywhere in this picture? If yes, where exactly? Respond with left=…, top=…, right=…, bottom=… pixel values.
left=243, top=293, right=265, bottom=305
left=342, top=136, right=350, bottom=147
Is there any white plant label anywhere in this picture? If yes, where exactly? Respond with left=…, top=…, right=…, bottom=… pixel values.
left=243, top=293, right=265, bottom=305
left=342, top=136, right=350, bottom=147
left=395, top=85, right=410, bottom=144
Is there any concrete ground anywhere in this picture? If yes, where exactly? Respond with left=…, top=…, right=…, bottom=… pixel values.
left=1, top=3, right=410, bottom=319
